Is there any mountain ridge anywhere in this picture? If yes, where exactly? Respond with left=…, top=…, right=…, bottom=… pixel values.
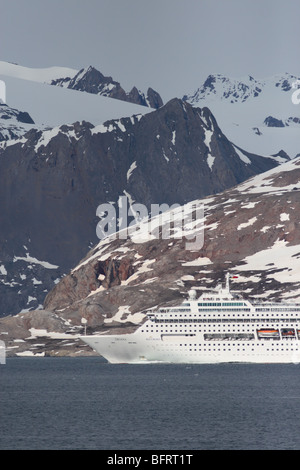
left=49, top=65, right=163, bottom=109
left=184, top=72, right=300, bottom=104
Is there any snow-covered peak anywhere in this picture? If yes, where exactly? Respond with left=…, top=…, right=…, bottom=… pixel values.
left=183, top=73, right=300, bottom=158
left=185, top=73, right=264, bottom=104
left=184, top=72, right=300, bottom=105
left=48, top=64, right=163, bottom=109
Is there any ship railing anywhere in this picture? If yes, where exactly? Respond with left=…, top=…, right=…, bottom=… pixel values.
left=253, top=302, right=300, bottom=307
left=150, top=317, right=300, bottom=324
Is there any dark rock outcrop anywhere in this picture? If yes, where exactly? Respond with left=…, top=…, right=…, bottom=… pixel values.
left=51, top=66, right=163, bottom=109
left=264, top=116, right=300, bottom=128
left=264, top=116, right=285, bottom=127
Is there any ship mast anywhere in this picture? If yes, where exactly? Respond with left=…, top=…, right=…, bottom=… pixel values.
left=225, top=273, right=230, bottom=293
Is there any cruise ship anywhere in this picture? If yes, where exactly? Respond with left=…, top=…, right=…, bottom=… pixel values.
left=80, top=274, right=300, bottom=364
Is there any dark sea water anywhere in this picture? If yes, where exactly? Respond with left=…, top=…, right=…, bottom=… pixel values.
left=1, top=357, right=300, bottom=451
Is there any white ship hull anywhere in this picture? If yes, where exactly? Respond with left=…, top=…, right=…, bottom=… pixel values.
left=81, top=331, right=300, bottom=364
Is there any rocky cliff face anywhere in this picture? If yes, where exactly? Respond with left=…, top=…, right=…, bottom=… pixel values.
left=50, top=65, right=163, bottom=109
left=0, top=98, right=286, bottom=317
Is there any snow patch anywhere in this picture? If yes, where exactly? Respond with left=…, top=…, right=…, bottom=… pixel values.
left=242, top=202, right=258, bottom=209
left=27, top=328, right=80, bottom=339
left=104, top=305, right=145, bottom=324
left=181, top=275, right=195, bottom=281
left=182, top=257, right=212, bottom=267
left=203, top=128, right=215, bottom=170
left=0, top=265, right=7, bottom=275
left=237, top=217, right=257, bottom=230
left=280, top=212, right=290, bottom=221
left=261, top=226, right=272, bottom=233
left=204, top=128, right=213, bottom=148
left=13, top=253, right=59, bottom=269
left=207, top=155, right=215, bottom=170
left=171, top=130, right=176, bottom=145
left=34, top=127, right=61, bottom=151
left=121, top=259, right=155, bottom=285
left=162, top=149, right=169, bottom=162
left=233, top=145, right=251, bottom=164
left=238, top=239, right=300, bottom=283
left=127, top=161, right=137, bottom=181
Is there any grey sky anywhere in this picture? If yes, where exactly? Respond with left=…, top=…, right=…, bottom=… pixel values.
left=1, top=0, right=300, bottom=101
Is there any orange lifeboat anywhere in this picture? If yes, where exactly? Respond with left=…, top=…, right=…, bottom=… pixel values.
left=257, top=329, right=280, bottom=338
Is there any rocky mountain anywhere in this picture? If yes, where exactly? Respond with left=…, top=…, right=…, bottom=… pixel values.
left=0, top=98, right=285, bottom=318
left=184, top=73, right=299, bottom=105
left=183, top=73, right=300, bottom=158
left=184, top=74, right=264, bottom=103
left=49, top=65, right=163, bottom=109
left=1, top=154, right=300, bottom=357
